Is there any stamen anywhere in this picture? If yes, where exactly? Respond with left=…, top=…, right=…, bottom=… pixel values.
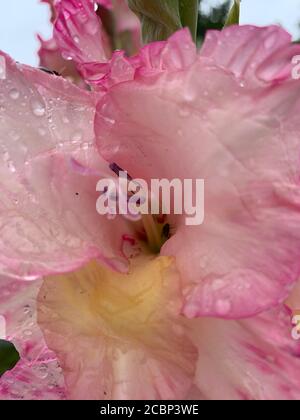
left=109, top=163, right=132, bottom=180
left=109, top=162, right=170, bottom=253
left=39, top=67, right=61, bottom=77
left=141, top=214, right=163, bottom=254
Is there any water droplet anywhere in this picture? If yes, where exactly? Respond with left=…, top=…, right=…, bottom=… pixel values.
left=35, top=364, right=48, bottom=379
left=73, top=35, right=80, bottom=44
left=71, top=130, right=83, bottom=142
left=184, top=90, right=196, bottom=102
left=215, top=299, right=232, bottom=316
left=80, top=142, right=90, bottom=150
left=31, top=100, right=46, bottom=117
left=9, top=88, right=20, bottom=100
left=23, top=305, right=31, bottom=315
left=103, top=116, right=116, bottom=125
left=62, top=52, right=73, bottom=61
left=7, top=160, right=16, bottom=173
left=62, top=116, right=70, bottom=124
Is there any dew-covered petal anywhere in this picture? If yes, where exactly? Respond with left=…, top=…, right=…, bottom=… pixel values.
left=0, top=50, right=97, bottom=164
left=54, top=0, right=111, bottom=68
left=0, top=51, right=131, bottom=279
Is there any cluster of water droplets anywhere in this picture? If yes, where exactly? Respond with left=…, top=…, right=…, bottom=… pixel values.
left=0, top=53, right=96, bottom=168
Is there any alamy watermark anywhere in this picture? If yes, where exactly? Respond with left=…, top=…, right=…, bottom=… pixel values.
left=96, top=171, right=205, bottom=226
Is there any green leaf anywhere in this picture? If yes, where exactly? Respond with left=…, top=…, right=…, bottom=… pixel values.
left=0, top=339, right=20, bottom=377
left=224, top=0, right=240, bottom=27
left=179, top=0, right=199, bottom=42
left=128, top=0, right=199, bottom=43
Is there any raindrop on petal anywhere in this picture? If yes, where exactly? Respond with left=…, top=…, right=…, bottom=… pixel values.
left=71, top=130, right=83, bottom=142
left=215, top=299, right=232, bottom=316
left=31, top=100, right=46, bottom=117
left=7, top=160, right=16, bottom=173
left=9, top=88, right=20, bottom=100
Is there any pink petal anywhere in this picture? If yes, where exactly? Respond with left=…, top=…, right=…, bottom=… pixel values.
left=201, top=25, right=297, bottom=84
left=0, top=275, right=66, bottom=400
left=41, top=0, right=56, bottom=23
left=38, top=257, right=197, bottom=400
left=54, top=0, right=111, bottom=69
left=95, top=26, right=300, bottom=318
left=39, top=0, right=85, bottom=84
left=86, top=28, right=196, bottom=89
left=38, top=36, right=84, bottom=86
left=190, top=304, right=300, bottom=400
left=0, top=51, right=130, bottom=279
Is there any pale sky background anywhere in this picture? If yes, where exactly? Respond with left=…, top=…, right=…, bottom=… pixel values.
left=0, top=0, right=300, bottom=65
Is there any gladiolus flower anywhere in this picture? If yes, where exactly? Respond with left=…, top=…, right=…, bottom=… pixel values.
left=1, top=0, right=300, bottom=400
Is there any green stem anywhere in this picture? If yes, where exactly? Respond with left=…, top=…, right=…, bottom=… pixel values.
left=179, top=0, right=199, bottom=42
left=224, top=0, right=241, bottom=27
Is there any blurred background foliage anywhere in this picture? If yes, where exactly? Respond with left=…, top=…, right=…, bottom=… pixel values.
left=198, top=0, right=231, bottom=42
left=197, top=0, right=300, bottom=43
